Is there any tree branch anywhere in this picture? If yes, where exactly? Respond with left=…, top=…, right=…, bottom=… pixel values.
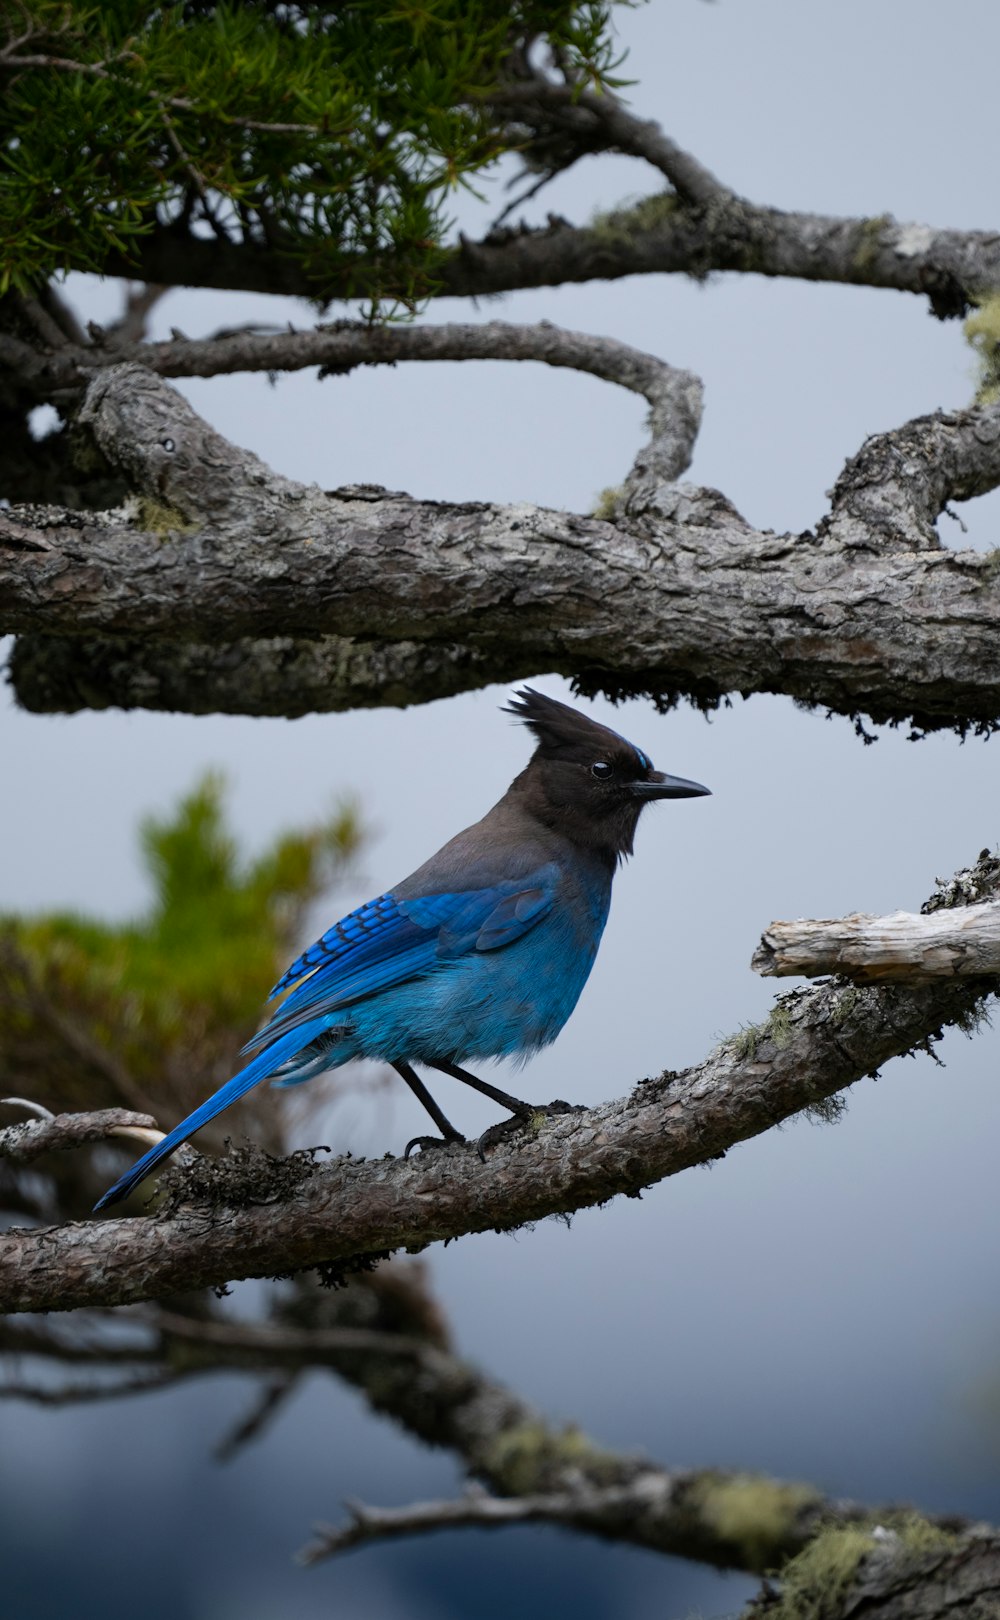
left=4, top=364, right=1000, bottom=732
left=0, top=852, right=995, bottom=1316
left=300, top=1479, right=782, bottom=1565
left=0, top=1232, right=988, bottom=1602
left=7, top=631, right=513, bottom=719
left=0, top=319, right=704, bottom=486
left=481, top=81, right=729, bottom=206
left=0, top=1273, right=953, bottom=1580
left=213, top=1372, right=300, bottom=1463
left=754, top=902, right=1000, bottom=982
left=93, top=198, right=998, bottom=319
left=754, top=851, right=1000, bottom=980
left=0, top=1106, right=159, bottom=1165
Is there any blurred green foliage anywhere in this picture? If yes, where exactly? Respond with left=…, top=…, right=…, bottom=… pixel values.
left=1, top=0, right=630, bottom=306
left=0, top=773, right=363, bottom=1143
left=966, top=294, right=1000, bottom=404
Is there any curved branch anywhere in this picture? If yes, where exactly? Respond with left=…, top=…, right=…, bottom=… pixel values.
left=481, top=82, right=729, bottom=206
left=0, top=851, right=995, bottom=1316
left=0, top=319, right=704, bottom=487
left=4, top=366, right=1000, bottom=732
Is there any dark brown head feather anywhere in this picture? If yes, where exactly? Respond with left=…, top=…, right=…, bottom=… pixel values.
left=502, top=687, right=650, bottom=771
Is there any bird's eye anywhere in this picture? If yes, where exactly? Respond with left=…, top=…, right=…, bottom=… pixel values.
left=591, top=761, right=614, bottom=780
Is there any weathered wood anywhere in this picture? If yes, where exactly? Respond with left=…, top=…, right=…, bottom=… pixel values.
left=4, top=364, right=1000, bottom=729
left=753, top=900, right=1000, bottom=981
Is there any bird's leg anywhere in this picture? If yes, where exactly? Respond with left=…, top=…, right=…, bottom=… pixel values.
left=392, top=1061, right=466, bottom=1158
left=427, top=1058, right=536, bottom=1118
left=427, top=1059, right=581, bottom=1161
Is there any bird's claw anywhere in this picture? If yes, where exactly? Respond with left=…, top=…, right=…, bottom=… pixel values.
left=404, top=1132, right=466, bottom=1159
left=475, top=1098, right=583, bottom=1161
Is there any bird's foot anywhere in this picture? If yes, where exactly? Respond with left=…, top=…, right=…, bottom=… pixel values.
left=475, top=1099, right=583, bottom=1162
left=404, top=1132, right=467, bottom=1160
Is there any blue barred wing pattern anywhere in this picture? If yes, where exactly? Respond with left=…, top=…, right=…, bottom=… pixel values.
left=245, top=871, right=560, bottom=1055
left=270, top=892, right=407, bottom=997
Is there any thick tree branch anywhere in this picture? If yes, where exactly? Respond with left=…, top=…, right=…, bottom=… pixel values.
left=0, top=849, right=995, bottom=1315
left=300, top=1479, right=1000, bottom=1620
left=5, top=365, right=1000, bottom=731
left=7, top=631, right=513, bottom=718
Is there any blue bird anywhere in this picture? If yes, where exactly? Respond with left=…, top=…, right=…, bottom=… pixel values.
left=94, top=689, right=709, bottom=1210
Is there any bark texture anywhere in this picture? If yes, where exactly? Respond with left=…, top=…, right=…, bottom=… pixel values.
left=4, top=363, right=1000, bottom=731
left=754, top=901, right=1000, bottom=981
left=95, top=201, right=1000, bottom=319
left=750, top=1526, right=1000, bottom=1620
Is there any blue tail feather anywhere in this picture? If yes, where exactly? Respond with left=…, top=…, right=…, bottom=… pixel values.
left=92, top=1018, right=331, bottom=1211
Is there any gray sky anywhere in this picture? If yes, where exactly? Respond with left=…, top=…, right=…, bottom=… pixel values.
left=4, top=3, right=1000, bottom=1617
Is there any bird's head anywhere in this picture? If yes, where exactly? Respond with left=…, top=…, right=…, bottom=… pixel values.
left=504, top=687, right=710, bottom=861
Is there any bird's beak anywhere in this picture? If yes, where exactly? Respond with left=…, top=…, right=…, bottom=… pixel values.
left=632, top=771, right=711, bottom=801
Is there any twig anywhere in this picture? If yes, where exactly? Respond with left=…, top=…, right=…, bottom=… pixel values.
left=0, top=1107, right=160, bottom=1165
left=1, top=1097, right=54, bottom=1121
left=300, top=1479, right=673, bottom=1563
left=482, top=81, right=729, bottom=206
left=0, top=46, right=327, bottom=135
left=214, top=1372, right=301, bottom=1462
left=0, top=1368, right=187, bottom=1405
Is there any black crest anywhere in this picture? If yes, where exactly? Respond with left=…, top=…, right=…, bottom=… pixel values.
left=503, top=687, right=647, bottom=770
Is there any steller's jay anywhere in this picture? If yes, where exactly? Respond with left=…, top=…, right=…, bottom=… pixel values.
left=94, top=689, right=709, bottom=1210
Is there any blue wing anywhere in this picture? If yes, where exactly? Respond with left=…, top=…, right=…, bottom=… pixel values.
left=245, top=871, right=558, bottom=1052
left=269, top=891, right=416, bottom=997
left=94, top=868, right=558, bottom=1211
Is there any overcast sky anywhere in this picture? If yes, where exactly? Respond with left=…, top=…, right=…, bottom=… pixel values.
left=4, top=4, right=1000, bottom=1618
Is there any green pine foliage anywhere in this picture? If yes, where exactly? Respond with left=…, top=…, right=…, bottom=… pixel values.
left=2, top=0, right=629, bottom=306
left=0, top=773, right=363, bottom=1145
